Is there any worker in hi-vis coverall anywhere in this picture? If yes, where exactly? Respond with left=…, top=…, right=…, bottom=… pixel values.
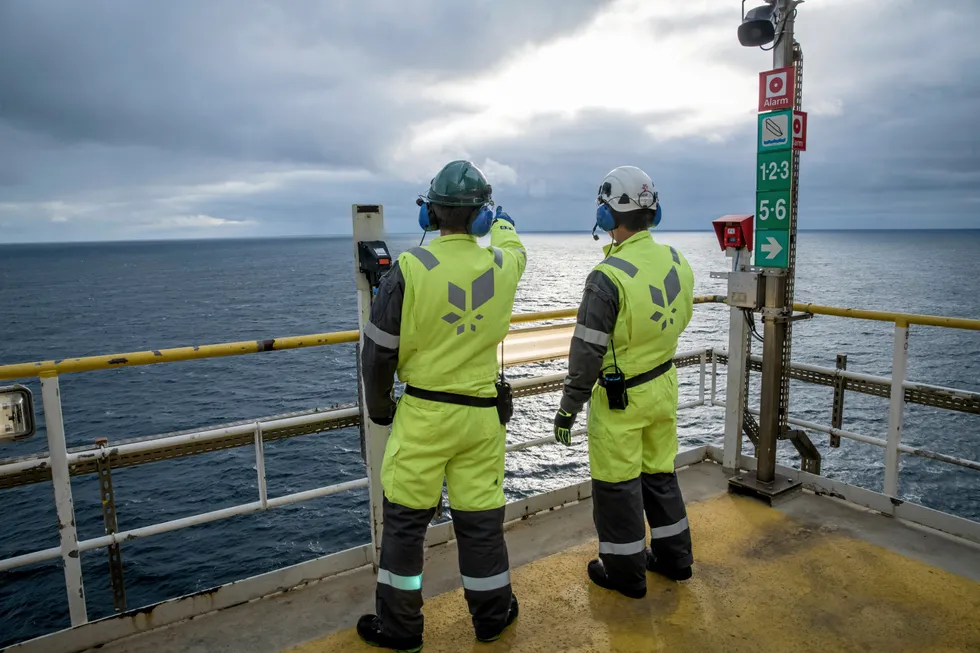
left=358, top=160, right=526, bottom=651
left=553, top=165, right=696, bottom=599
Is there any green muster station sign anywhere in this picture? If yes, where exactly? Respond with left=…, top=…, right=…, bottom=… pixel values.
left=755, top=104, right=794, bottom=268
left=757, top=150, right=792, bottom=192
left=755, top=231, right=788, bottom=268
left=756, top=189, right=791, bottom=229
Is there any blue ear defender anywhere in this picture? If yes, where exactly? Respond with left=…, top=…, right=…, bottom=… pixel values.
left=595, top=203, right=616, bottom=232
left=417, top=200, right=493, bottom=235
left=417, top=201, right=439, bottom=232
left=595, top=201, right=662, bottom=232
left=469, top=206, right=494, bottom=237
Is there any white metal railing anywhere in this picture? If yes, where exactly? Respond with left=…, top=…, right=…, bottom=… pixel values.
left=709, top=349, right=980, bottom=473
left=0, top=405, right=361, bottom=478
left=0, top=348, right=715, bottom=630
left=3, top=332, right=979, bottom=648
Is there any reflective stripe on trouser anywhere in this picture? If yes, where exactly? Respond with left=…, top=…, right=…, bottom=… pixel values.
left=376, top=497, right=436, bottom=640
left=642, top=472, right=693, bottom=569
left=452, top=506, right=513, bottom=637
left=592, top=477, right=647, bottom=590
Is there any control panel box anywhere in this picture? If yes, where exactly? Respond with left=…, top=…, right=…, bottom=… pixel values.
left=727, top=271, right=764, bottom=309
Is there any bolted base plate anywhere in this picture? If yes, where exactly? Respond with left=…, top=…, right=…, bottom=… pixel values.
left=728, top=472, right=802, bottom=506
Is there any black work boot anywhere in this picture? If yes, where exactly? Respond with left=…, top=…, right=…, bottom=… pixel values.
left=645, top=549, right=693, bottom=581
left=475, top=594, right=519, bottom=643
left=586, top=559, right=646, bottom=599
left=356, top=614, right=423, bottom=652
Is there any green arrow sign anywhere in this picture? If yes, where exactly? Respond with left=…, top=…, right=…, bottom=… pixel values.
left=755, top=189, right=791, bottom=230
left=755, top=230, right=789, bottom=268
left=757, top=150, right=793, bottom=192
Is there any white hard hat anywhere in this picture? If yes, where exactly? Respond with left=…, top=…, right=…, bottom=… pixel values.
left=597, top=166, right=658, bottom=213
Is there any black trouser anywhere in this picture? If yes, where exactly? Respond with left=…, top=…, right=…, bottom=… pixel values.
left=592, top=472, right=693, bottom=589
left=376, top=497, right=512, bottom=640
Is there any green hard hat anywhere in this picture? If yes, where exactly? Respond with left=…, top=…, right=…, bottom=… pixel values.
left=424, top=160, right=492, bottom=207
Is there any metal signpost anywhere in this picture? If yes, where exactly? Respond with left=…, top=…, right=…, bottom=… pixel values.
left=730, top=0, right=807, bottom=502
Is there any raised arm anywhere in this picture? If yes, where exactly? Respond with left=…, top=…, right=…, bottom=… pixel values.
left=489, top=207, right=527, bottom=280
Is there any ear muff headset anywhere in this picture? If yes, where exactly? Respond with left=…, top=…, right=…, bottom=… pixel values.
left=594, top=198, right=663, bottom=233
left=469, top=206, right=494, bottom=237
left=417, top=200, right=437, bottom=232
left=417, top=200, right=495, bottom=237
left=595, top=202, right=617, bottom=232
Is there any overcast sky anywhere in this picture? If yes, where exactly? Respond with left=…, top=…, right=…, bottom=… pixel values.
left=1, top=0, right=978, bottom=242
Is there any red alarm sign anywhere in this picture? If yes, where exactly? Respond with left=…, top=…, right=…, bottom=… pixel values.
left=758, top=66, right=795, bottom=112
left=792, top=111, right=807, bottom=151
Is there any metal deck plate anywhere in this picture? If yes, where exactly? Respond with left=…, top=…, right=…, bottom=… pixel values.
left=727, top=471, right=803, bottom=506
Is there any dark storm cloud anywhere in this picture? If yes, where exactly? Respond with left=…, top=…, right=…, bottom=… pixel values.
left=0, top=0, right=978, bottom=242
left=0, top=0, right=615, bottom=241
left=0, top=0, right=608, bottom=161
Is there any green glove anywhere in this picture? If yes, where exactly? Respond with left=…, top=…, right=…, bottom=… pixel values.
left=553, top=408, right=576, bottom=446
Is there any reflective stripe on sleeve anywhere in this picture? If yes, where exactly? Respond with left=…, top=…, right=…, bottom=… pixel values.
left=363, top=321, right=400, bottom=349
left=573, top=323, right=610, bottom=346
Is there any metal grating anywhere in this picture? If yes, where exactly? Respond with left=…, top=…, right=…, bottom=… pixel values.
left=512, top=378, right=563, bottom=399
left=905, top=386, right=980, bottom=413
left=95, top=443, right=127, bottom=613
left=716, top=353, right=980, bottom=414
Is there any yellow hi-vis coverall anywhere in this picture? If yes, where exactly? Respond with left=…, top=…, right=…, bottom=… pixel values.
left=361, top=219, right=527, bottom=641
left=560, top=231, right=695, bottom=591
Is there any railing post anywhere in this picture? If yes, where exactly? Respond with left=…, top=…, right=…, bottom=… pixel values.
left=254, top=423, right=268, bottom=509
left=830, top=354, right=847, bottom=448
left=698, top=350, right=706, bottom=405
left=41, top=374, right=88, bottom=626
left=710, top=349, right=718, bottom=406
left=884, top=323, right=909, bottom=497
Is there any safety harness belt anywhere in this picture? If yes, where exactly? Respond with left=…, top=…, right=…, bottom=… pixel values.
left=404, top=385, right=497, bottom=408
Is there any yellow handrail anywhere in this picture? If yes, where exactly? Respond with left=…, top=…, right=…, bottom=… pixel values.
left=0, top=332, right=363, bottom=381
left=0, top=297, right=725, bottom=380
left=510, top=308, right=576, bottom=324
left=794, top=303, right=980, bottom=330
left=3, top=295, right=975, bottom=381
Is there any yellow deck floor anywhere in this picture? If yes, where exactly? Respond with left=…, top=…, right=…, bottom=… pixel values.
left=289, top=493, right=980, bottom=653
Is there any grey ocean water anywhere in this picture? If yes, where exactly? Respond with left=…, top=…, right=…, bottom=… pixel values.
left=1, top=230, right=978, bottom=646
